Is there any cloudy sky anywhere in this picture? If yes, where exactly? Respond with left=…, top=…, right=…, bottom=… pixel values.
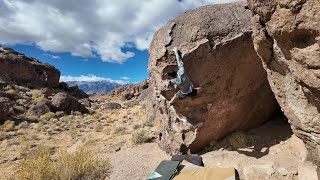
left=0, top=0, right=237, bottom=84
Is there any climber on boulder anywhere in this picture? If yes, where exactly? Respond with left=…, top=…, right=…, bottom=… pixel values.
left=168, top=47, right=194, bottom=105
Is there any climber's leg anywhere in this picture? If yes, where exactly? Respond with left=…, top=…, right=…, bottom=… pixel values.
left=169, top=94, right=178, bottom=104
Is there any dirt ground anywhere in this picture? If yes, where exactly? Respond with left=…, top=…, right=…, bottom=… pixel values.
left=0, top=93, right=313, bottom=180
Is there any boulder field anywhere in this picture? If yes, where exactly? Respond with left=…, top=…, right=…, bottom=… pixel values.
left=147, top=2, right=279, bottom=154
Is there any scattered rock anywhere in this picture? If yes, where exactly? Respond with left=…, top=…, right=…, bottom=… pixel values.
left=51, top=92, right=89, bottom=114
left=51, top=92, right=71, bottom=111
left=27, top=102, right=51, bottom=117
left=78, top=98, right=91, bottom=107
left=147, top=2, right=279, bottom=154
left=0, top=97, right=11, bottom=120
left=102, top=102, right=122, bottom=110
left=277, top=167, right=288, bottom=176
left=248, top=0, right=320, bottom=166
left=122, top=93, right=134, bottom=101
left=69, top=85, right=89, bottom=99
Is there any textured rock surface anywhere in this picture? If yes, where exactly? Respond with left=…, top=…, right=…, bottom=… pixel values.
left=101, top=102, right=122, bottom=110
left=248, top=0, right=320, bottom=166
left=0, top=97, right=11, bottom=120
left=147, top=2, right=279, bottom=154
left=0, top=46, right=60, bottom=87
left=27, top=102, right=51, bottom=117
left=51, top=92, right=89, bottom=114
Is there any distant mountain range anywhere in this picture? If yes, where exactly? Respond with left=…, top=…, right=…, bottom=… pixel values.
left=65, top=81, right=124, bottom=94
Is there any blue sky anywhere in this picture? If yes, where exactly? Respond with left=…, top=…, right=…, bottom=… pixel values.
left=0, top=0, right=237, bottom=84
left=5, top=43, right=149, bottom=84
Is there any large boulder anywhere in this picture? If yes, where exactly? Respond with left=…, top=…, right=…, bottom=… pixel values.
left=147, top=2, right=279, bottom=154
left=51, top=92, right=89, bottom=114
left=68, top=85, right=89, bottom=99
left=248, top=0, right=320, bottom=166
left=0, top=46, right=60, bottom=87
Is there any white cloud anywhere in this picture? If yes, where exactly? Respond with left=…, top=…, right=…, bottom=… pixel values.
left=60, top=74, right=128, bottom=84
left=0, top=0, right=238, bottom=63
left=43, top=53, right=60, bottom=59
left=121, top=76, right=131, bottom=80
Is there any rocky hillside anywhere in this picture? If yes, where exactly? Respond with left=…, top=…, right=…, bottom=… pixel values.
left=0, top=46, right=91, bottom=123
left=66, top=81, right=123, bottom=94
left=248, top=0, right=320, bottom=166
left=0, top=46, right=60, bottom=88
left=147, top=2, right=279, bottom=155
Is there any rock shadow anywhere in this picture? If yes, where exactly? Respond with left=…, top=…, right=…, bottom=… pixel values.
left=199, top=113, right=293, bottom=159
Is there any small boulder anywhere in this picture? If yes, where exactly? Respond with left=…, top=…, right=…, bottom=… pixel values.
left=101, top=102, right=122, bottom=110
left=78, top=98, right=91, bottom=107
left=51, top=92, right=89, bottom=114
left=0, top=97, right=11, bottom=120
left=122, top=93, right=134, bottom=101
left=59, top=82, right=69, bottom=90
left=27, top=102, right=50, bottom=117
left=69, top=85, right=89, bottom=99
left=51, top=92, right=71, bottom=111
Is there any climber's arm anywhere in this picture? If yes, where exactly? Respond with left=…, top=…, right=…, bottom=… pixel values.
left=173, top=48, right=184, bottom=70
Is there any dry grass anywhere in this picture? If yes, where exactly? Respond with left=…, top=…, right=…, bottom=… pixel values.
left=17, top=146, right=110, bottom=180
left=112, top=125, right=126, bottom=135
left=32, top=89, right=47, bottom=103
left=132, top=129, right=152, bottom=144
left=227, top=131, right=248, bottom=149
left=25, top=115, right=40, bottom=122
left=40, top=112, right=56, bottom=120
left=132, top=123, right=142, bottom=130
left=1, top=120, right=15, bottom=132
left=5, top=89, right=17, bottom=96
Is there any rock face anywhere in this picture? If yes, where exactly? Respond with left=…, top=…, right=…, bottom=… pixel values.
left=248, top=0, right=320, bottom=166
left=147, top=2, right=279, bottom=154
left=0, top=46, right=60, bottom=87
left=51, top=92, right=89, bottom=114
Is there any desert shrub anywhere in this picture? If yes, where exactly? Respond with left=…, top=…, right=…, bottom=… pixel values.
left=112, top=125, right=126, bottom=135
left=1, top=120, right=15, bottom=132
left=40, top=112, right=55, bottom=120
left=92, top=112, right=101, bottom=120
left=5, top=89, right=17, bottom=96
left=32, top=89, right=47, bottom=103
left=132, top=129, right=152, bottom=144
left=25, top=115, right=40, bottom=122
left=55, top=111, right=65, bottom=118
left=227, top=131, right=248, bottom=149
left=13, top=105, right=26, bottom=113
left=17, top=147, right=110, bottom=180
left=132, top=123, right=142, bottom=130
left=143, top=114, right=155, bottom=127
left=103, top=127, right=111, bottom=135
